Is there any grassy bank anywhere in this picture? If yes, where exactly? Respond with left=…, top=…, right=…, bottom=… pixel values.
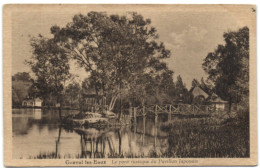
left=159, top=110, right=249, bottom=158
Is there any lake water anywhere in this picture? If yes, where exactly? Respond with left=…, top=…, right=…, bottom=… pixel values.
left=12, top=108, right=170, bottom=159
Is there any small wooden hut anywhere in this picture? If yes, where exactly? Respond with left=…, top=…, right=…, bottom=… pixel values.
left=82, top=88, right=107, bottom=113
left=22, top=97, right=42, bottom=108
left=210, top=96, right=228, bottom=111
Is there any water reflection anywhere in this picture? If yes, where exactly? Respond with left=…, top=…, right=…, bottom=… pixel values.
left=12, top=108, right=169, bottom=159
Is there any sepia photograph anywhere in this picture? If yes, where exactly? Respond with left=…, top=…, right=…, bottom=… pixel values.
left=3, top=4, right=257, bottom=166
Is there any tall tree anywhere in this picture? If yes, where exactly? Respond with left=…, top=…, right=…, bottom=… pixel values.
left=12, top=72, right=33, bottom=107
left=27, top=35, right=71, bottom=118
left=136, top=68, right=175, bottom=105
left=65, top=82, right=81, bottom=107
left=51, top=12, right=171, bottom=112
left=175, top=75, right=190, bottom=103
left=12, top=72, right=32, bottom=82
left=202, top=26, right=249, bottom=111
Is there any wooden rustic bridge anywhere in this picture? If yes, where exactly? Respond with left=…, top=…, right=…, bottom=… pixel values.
left=130, top=104, right=216, bottom=124
left=128, top=104, right=218, bottom=137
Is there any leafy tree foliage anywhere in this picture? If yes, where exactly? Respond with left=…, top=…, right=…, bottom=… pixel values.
left=202, top=26, right=249, bottom=110
left=12, top=72, right=32, bottom=82
left=51, top=12, right=171, bottom=111
left=12, top=72, right=33, bottom=107
left=65, top=82, right=81, bottom=107
left=26, top=35, right=71, bottom=105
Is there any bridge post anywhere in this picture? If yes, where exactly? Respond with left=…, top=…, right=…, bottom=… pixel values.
left=154, top=105, right=158, bottom=148
left=154, top=126, right=157, bottom=148
left=143, top=114, right=146, bottom=134
left=154, top=114, right=158, bottom=148
left=91, top=137, right=94, bottom=157
left=129, top=103, right=133, bottom=125
left=142, top=111, right=146, bottom=145
left=155, top=105, right=158, bottom=126
left=168, top=105, right=172, bottom=121
left=134, top=107, right=137, bottom=125
left=192, top=105, right=195, bottom=116
left=142, top=105, right=146, bottom=134
left=83, top=136, right=86, bottom=156
left=129, top=102, right=132, bottom=116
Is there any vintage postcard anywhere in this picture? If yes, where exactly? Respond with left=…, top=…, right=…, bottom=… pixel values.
left=3, top=4, right=257, bottom=167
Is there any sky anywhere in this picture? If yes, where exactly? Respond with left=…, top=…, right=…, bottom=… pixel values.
left=12, top=6, right=247, bottom=89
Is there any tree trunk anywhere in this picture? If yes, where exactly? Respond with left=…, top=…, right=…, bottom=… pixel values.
left=108, top=95, right=118, bottom=112
left=57, top=94, right=63, bottom=121
left=55, top=126, right=62, bottom=158
left=58, top=108, right=62, bottom=120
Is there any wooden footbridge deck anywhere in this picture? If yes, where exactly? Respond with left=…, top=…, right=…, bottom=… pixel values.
left=131, top=104, right=215, bottom=120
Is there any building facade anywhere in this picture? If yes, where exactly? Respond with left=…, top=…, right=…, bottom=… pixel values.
left=22, top=98, right=42, bottom=108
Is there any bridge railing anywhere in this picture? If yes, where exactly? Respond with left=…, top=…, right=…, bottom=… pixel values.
left=131, top=103, right=216, bottom=117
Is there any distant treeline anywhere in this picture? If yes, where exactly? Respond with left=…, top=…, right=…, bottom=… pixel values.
left=12, top=71, right=199, bottom=109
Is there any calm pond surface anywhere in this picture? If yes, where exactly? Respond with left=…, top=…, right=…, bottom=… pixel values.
left=12, top=108, right=170, bottom=159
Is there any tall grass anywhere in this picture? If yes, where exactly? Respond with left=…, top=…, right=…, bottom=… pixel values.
left=160, top=110, right=249, bottom=158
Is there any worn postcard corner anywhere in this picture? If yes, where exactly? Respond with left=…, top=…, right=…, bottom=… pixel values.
left=4, top=4, right=257, bottom=167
